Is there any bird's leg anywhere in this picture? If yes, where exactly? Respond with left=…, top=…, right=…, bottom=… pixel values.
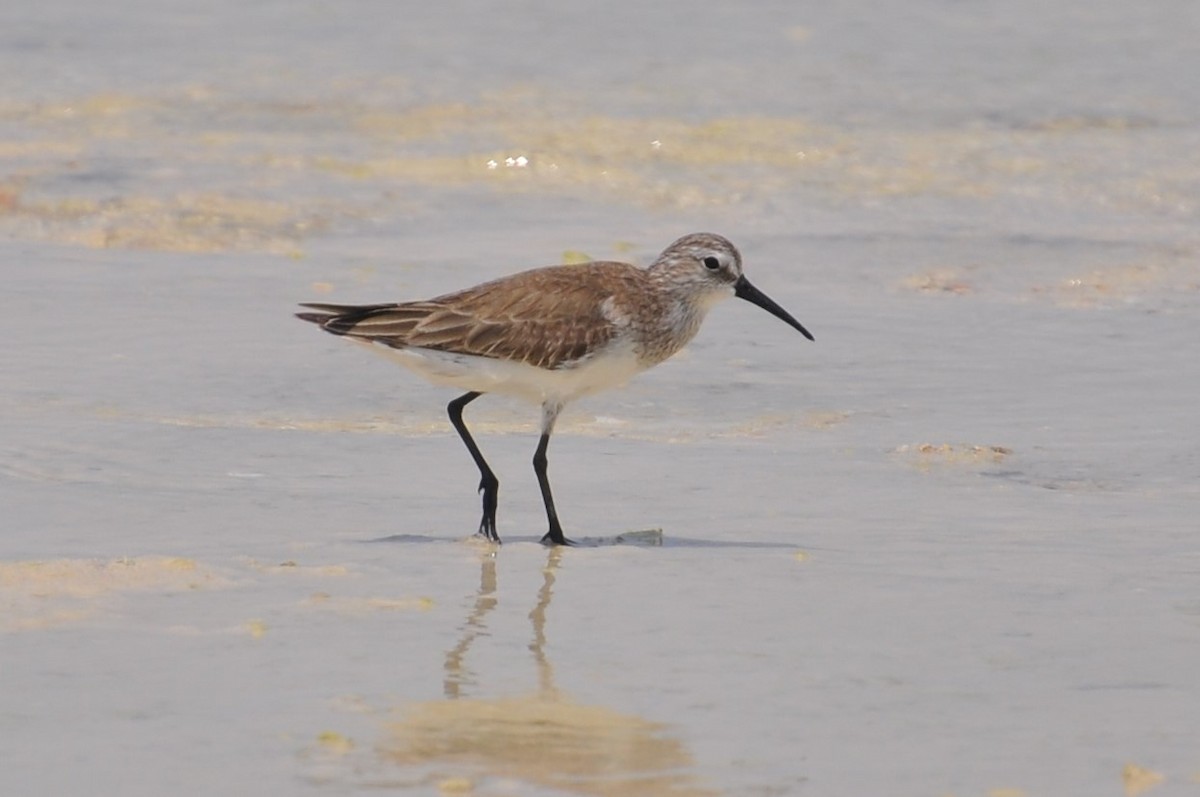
left=534, top=402, right=574, bottom=546
left=447, top=392, right=501, bottom=543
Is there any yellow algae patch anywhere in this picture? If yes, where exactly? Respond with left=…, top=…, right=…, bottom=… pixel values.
left=1030, top=114, right=1154, bottom=133
left=0, top=141, right=85, bottom=159
left=353, top=102, right=830, bottom=170
left=0, top=556, right=226, bottom=632
left=560, top=249, right=593, bottom=265
left=313, top=154, right=497, bottom=186
left=313, top=109, right=845, bottom=208
left=244, top=619, right=269, bottom=639
left=716, top=411, right=798, bottom=438
left=10, top=193, right=323, bottom=254
left=1122, top=763, right=1164, bottom=796
left=437, top=777, right=473, bottom=794
left=894, top=443, right=1013, bottom=470
left=316, top=731, right=355, bottom=755
left=0, top=556, right=212, bottom=597
left=1032, top=260, right=1195, bottom=308
left=5, top=607, right=94, bottom=632
left=515, top=115, right=827, bottom=170
left=986, top=789, right=1026, bottom=797
left=384, top=696, right=718, bottom=797
left=354, top=103, right=482, bottom=140
left=804, top=410, right=851, bottom=429
left=246, top=559, right=351, bottom=577
left=303, top=594, right=434, bottom=615
left=901, top=268, right=974, bottom=295
left=715, top=410, right=845, bottom=438
left=38, top=92, right=151, bottom=120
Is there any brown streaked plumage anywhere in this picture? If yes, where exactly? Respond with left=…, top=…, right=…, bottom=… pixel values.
left=300, top=262, right=647, bottom=371
left=297, top=232, right=813, bottom=545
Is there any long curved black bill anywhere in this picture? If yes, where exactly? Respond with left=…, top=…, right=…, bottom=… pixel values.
left=734, top=276, right=814, bottom=341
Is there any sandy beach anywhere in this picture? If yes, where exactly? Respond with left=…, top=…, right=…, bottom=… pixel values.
left=3, top=2, right=1199, bottom=795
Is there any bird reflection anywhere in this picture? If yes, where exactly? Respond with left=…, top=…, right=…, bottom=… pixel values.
left=383, top=546, right=718, bottom=796
left=527, top=546, right=559, bottom=700
left=441, top=551, right=497, bottom=700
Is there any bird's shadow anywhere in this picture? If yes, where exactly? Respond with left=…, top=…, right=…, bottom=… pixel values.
left=363, top=529, right=796, bottom=549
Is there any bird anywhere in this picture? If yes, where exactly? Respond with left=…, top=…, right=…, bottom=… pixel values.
left=296, top=232, right=813, bottom=545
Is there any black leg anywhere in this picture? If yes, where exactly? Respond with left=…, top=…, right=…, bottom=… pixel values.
left=447, top=391, right=501, bottom=543
left=533, top=428, right=574, bottom=546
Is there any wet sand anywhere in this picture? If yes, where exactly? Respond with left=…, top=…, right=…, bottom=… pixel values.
left=3, top=2, right=1200, bottom=795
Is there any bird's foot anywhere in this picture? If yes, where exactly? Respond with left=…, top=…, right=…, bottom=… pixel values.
left=540, top=528, right=575, bottom=547
left=472, top=475, right=501, bottom=544
left=475, top=477, right=500, bottom=543
left=476, top=514, right=501, bottom=544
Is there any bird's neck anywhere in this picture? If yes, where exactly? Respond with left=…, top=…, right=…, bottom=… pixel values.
left=634, top=292, right=712, bottom=366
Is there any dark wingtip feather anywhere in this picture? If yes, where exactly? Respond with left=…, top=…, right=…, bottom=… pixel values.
left=295, top=311, right=332, bottom=325
left=296, top=302, right=402, bottom=335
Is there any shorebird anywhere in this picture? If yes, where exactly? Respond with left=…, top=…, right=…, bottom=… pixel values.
left=297, top=233, right=813, bottom=545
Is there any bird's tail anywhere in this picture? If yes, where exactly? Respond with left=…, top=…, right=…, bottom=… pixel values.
left=295, top=302, right=397, bottom=334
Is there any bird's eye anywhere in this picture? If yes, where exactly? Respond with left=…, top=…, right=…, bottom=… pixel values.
left=703, top=256, right=720, bottom=270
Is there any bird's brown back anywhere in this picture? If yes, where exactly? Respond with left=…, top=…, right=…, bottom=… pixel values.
left=299, top=262, right=655, bottom=370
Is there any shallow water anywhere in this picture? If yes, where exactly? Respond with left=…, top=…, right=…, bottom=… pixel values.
left=2, top=2, right=1199, bottom=795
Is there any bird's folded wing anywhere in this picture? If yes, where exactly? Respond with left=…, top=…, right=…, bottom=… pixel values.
left=315, top=264, right=646, bottom=370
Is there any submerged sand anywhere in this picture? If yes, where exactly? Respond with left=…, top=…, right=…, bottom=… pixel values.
left=3, top=2, right=1199, bottom=795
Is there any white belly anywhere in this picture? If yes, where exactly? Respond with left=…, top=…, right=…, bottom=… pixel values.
left=355, top=339, right=647, bottom=405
